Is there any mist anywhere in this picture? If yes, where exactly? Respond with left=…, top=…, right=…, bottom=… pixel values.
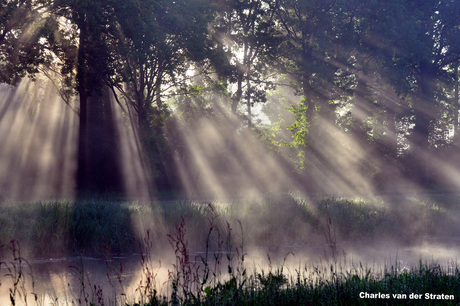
left=1, top=0, right=460, bottom=303
left=1, top=72, right=460, bottom=304
left=0, top=79, right=77, bottom=202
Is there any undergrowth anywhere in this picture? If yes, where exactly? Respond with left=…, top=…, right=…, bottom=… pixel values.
left=0, top=196, right=458, bottom=304
left=1, top=226, right=459, bottom=305
left=0, top=195, right=454, bottom=258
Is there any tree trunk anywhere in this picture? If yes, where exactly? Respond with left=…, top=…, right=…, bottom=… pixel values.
left=454, top=61, right=459, bottom=147
left=231, top=74, right=243, bottom=114
left=76, top=10, right=124, bottom=198
left=156, top=63, right=163, bottom=109
left=246, top=78, right=252, bottom=128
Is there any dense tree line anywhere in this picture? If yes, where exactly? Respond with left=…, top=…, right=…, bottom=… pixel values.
left=1, top=0, right=459, bottom=196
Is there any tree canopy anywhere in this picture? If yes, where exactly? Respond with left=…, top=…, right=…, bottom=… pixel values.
left=1, top=0, right=459, bottom=197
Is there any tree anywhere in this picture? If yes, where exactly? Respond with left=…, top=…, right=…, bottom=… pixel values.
left=272, top=0, right=358, bottom=173
left=362, top=0, right=460, bottom=185
left=60, top=0, right=124, bottom=196
left=109, top=0, right=213, bottom=125
left=53, top=0, right=213, bottom=196
left=109, top=0, right=213, bottom=190
left=0, top=0, right=51, bottom=84
left=0, top=0, right=213, bottom=196
left=208, top=0, right=281, bottom=128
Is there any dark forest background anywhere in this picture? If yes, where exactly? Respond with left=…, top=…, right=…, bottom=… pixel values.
left=1, top=0, right=460, bottom=200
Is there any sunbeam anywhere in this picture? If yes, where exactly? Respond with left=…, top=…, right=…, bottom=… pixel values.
left=0, top=0, right=459, bottom=303
left=0, top=79, right=77, bottom=201
left=169, top=98, right=304, bottom=200
left=110, top=94, right=155, bottom=200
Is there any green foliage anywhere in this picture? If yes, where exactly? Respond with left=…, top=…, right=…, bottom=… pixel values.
left=362, top=0, right=460, bottom=96
left=2, top=0, right=459, bottom=198
left=316, top=198, right=396, bottom=241
left=172, top=84, right=221, bottom=123
left=286, top=97, right=310, bottom=149
left=208, top=0, right=282, bottom=118
left=135, top=254, right=460, bottom=306
left=274, top=0, right=348, bottom=97
left=137, top=106, right=177, bottom=190
left=110, top=0, right=214, bottom=113
left=0, top=0, right=51, bottom=84
left=71, top=200, right=136, bottom=255
left=0, top=195, right=455, bottom=260
left=0, top=201, right=74, bottom=257
left=0, top=200, right=137, bottom=257
left=283, top=97, right=316, bottom=171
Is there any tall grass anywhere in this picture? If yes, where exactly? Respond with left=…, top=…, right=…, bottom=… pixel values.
left=0, top=194, right=454, bottom=258
left=1, top=217, right=459, bottom=305
left=0, top=195, right=458, bottom=304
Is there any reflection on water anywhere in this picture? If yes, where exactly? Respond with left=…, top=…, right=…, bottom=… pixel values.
left=0, top=255, right=143, bottom=305
left=1, top=238, right=459, bottom=305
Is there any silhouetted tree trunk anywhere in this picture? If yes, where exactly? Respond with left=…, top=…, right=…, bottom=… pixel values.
left=246, top=77, right=252, bottom=128
left=231, top=74, right=243, bottom=114
left=76, top=8, right=124, bottom=198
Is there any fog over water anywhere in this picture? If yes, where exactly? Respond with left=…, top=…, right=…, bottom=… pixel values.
left=1, top=235, right=459, bottom=305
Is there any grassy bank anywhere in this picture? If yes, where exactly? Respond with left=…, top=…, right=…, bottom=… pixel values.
left=0, top=194, right=459, bottom=304
left=143, top=262, right=460, bottom=305
left=0, top=194, right=457, bottom=258
left=1, top=235, right=459, bottom=305
left=0, top=195, right=460, bottom=306
left=0, top=200, right=136, bottom=257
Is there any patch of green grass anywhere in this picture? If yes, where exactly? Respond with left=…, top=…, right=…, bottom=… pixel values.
left=0, top=200, right=137, bottom=257
left=0, top=201, right=74, bottom=257
left=70, top=200, right=136, bottom=255
left=315, top=197, right=396, bottom=241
